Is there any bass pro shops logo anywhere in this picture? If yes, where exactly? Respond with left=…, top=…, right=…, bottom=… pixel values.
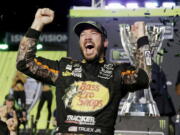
left=62, top=81, right=110, bottom=112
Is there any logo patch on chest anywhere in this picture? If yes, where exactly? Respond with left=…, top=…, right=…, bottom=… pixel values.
left=62, top=81, right=110, bottom=112
left=98, top=64, right=114, bottom=79
left=72, top=67, right=82, bottom=78
left=63, top=64, right=82, bottom=78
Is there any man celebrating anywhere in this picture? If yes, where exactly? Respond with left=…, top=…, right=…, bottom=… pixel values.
left=17, top=8, right=150, bottom=135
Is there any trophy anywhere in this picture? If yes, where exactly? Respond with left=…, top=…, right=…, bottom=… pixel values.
left=118, top=23, right=166, bottom=116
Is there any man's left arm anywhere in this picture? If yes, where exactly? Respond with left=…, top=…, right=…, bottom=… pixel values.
left=121, top=22, right=150, bottom=91
left=132, top=22, right=151, bottom=81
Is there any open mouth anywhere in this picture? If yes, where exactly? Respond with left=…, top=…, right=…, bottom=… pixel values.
left=85, top=44, right=95, bottom=55
left=86, top=44, right=94, bottom=49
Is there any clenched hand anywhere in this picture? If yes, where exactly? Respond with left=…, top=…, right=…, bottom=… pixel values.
left=31, top=8, right=55, bottom=31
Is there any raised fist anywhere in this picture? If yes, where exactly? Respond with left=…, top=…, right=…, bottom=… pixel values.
left=31, top=8, right=55, bottom=31
left=131, top=21, right=146, bottom=41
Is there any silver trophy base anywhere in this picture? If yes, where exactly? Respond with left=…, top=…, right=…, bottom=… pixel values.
left=119, top=88, right=160, bottom=117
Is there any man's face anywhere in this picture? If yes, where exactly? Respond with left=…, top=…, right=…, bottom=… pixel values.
left=79, top=28, right=107, bottom=61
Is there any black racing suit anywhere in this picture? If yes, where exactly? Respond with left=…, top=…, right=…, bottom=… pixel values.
left=16, top=28, right=149, bottom=135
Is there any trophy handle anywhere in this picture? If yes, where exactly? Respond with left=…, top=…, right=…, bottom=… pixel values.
left=119, top=24, right=136, bottom=65
left=146, top=25, right=166, bottom=60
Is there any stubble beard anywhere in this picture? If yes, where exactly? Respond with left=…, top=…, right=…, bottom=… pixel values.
left=80, top=44, right=105, bottom=62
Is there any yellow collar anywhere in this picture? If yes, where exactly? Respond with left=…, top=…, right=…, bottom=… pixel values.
left=81, top=57, right=105, bottom=63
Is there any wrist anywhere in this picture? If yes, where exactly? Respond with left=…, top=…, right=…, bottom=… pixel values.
left=25, top=28, right=41, bottom=39
left=31, top=20, right=44, bottom=31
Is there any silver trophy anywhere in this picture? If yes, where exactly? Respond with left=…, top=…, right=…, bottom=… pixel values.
left=119, top=23, right=166, bottom=116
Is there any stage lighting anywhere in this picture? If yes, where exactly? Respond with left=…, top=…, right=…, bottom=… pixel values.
left=145, top=2, right=158, bottom=8
left=36, top=44, right=43, bottom=50
left=105, top=2, right=125, bottom=9
left=162, top=2, right=176, bottom=8
left=126, top=3, right=139, bottom=8
left=0, top=43, right=8, bottom=50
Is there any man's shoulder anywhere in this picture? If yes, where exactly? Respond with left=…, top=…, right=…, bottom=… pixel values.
left=60, top=57, right=81, bottom=64
left=60, top=57, right=72, bottom=61
left=111, top=62, right=131, bottom=67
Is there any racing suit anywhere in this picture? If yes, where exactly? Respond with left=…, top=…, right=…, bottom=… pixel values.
left=16, top=28, right=149, bottom=135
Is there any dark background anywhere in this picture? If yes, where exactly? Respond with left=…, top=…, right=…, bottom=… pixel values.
left=0, top=0, right=179, bottom=33
left=0, top=0, right=72, bottom=33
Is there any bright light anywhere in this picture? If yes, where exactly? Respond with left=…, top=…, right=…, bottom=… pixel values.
left=145, top=2, right=158, bottom=8
left=105, top=3, right=125, bottom=9
left=0, top=44, right=8, bottom=50
left=126, top=3, right=139, bottom=8
left=162, top=2, right=176, bottom=8
left=36, top=44, right=43, bottom=50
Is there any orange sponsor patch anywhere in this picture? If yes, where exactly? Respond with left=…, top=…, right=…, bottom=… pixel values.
left=121, top=70, right=135, bottom=76
left=34, top=58, right=59, bottom=74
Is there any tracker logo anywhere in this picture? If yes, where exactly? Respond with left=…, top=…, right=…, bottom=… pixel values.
left=66, top=115, right=95, bottom=125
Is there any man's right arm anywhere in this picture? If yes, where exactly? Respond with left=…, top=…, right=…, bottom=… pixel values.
left=16, top=8, right=59, bottom=85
